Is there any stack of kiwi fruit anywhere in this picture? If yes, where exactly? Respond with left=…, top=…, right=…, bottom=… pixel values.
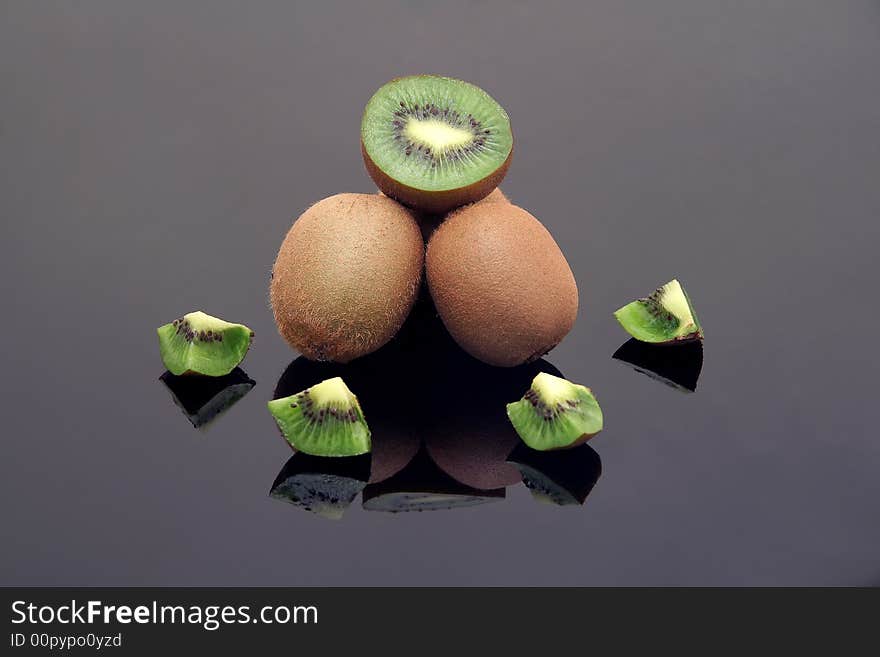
left=157, top=75, right=703, bottom=470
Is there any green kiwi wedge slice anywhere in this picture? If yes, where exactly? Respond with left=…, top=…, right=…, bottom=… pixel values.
left=361, top=75, right=514, bottom=214
left=267, top=377, right=371, bottom=457
left=506, top=372, right=603, bottom=451
left=159, top=367, right=255, bottom=429
left=157, top=311, right=253, bottom=376
left=613, top=279, right=703, bottom=343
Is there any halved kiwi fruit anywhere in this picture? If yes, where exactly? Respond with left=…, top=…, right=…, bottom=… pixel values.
left=159, top=367, right=255, bottom=429
left=362, top=447, right=505, bottom=513
left=506, top=372, right=603, bottom=451
left=614, top=279, right=703, bottom=343
left=507, top=443, right=602, bottom=506
left=267, top=377, right=371, bottom=457
left=270, top=452, right=371, bottom=520
left=157, top=311, right=253, bottom=376
left=361, top=75, right=514, bottom=214
left=613, top=338, right=704, bottom=392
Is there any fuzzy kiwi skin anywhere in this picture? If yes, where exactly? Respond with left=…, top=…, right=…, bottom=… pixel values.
left=270, top=193, right=424, bottom=363
left=362, top=140, right=513, bottom=216
left=426, top=204, right=578, bottom=367
left=379, top=188, right=509, bottom=240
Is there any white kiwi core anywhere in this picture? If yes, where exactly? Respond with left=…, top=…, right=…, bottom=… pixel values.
left=403, top=118, right=474, bottom=151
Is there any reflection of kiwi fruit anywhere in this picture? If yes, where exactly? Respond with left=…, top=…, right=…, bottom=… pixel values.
left=614, top=279, right=703, bottom=343
left=270, top=452, right=371, bottom=520
left=159, top=367, right=255, bottom=429
left=273, top=350, right=419, bottom=481
left=426, top=204, right=577, bottom=366
left=157, top=311, right=253, bottom=376
left=506, top=373, right=603, bottom=451
left=268, top=377, right=371, bottom=457
left=362, top=447, right=504, bottom=513
left=425, top=343, right=563, bottom=489
left=507, top=443, right=601, bottom=506
left=361, top=75, right=514, bottom=215
left=613, top=338, right=703, bottom=392
left=269, top=193, right=424, bottom=363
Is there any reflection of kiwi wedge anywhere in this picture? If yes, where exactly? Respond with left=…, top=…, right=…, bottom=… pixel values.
left=613, top=338, right=703, bottom=392
left=267, top=377, right=371, bottom=457
left=507, top=443, right=602, bottom=506
left=157, top=311, right=253, bottom=376
left=424, top=339, right=562, bottom=489
left=269, top=193, right=424, bottom=363
left=506, top=373, right=603, bottom=451
left=362, top=447, right=504, bottom=513
left=614, top=279, right=703, bottom=344
left=273, top=349, right=419, bottom=481
left=270, top=453, right=370, bottom=520
left=361, top=75, right=514, bottom=214
left=159, top=367, right=255, bottom=429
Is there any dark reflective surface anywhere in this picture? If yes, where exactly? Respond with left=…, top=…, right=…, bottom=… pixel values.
left=3, top=2, right=880, bottom=585
left=160, top=368, right=256, bottom=429
left=612, top=339, right=704, bottom=392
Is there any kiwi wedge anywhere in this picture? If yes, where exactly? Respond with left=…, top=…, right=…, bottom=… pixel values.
left=613, top=338, right=704, bottom=392
left=507, top=443, right=602, bottom=506
left=157, top=311, right=253, bottom=376
left=614, top=279, right=703, bottom=343
left=506, top=372, right=603, bottom=451
left=270, top=453, right=371, bottom=520
left=361, top=75, right=513, bottom=214
left=159, top=367, right=255, bottom=429
left=268, top=377, right=371, bottom=457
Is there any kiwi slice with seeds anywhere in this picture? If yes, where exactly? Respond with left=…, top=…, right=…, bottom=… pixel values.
left=270, top=452, right=370, bottom=520
left=361, top=75, right=513, bottom=214
left=159, top=367, right=255, bottom=429
left=507, top=443, right=602, bottom=507
left=614, top=279, right=703, bottom=343
left=268, top=377, right=371, bottom=457
left=157, top=311, right=253, bottom=376
left=506, top=372, right=603, bottom=451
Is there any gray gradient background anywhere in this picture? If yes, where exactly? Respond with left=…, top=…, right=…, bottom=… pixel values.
left=2, top=1, right=879, bottom=585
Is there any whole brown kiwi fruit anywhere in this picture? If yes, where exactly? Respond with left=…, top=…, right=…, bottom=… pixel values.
left=270, top=193, right=424, bottom=362
left=426, top=204, right=578, bottom=367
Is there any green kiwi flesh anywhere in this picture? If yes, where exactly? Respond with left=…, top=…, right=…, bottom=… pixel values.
left=267, top=377, right=371, bottom=457
left=361, top=75, right=513, bottom=213
left=270, top=453, right=371, bottom=520
left=614, top=279, right=703, bottom=343
left=506, top=372, right=603, bottom=451
left=160, top=367, right=255, bottom=429
left=157, top=311, right=253, bottom=376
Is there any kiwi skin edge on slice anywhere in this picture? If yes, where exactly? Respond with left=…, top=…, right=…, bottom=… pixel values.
left=361, top=75, right=514, bottom=215
left=614, top=279, right=703, bottom=344
left=506, top=372, right=603, bottom=451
